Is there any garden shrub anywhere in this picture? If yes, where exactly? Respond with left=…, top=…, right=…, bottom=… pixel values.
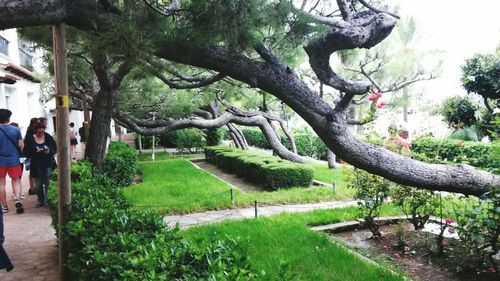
left=49, top=157, right=256, bottom=280
left=312, top=135, right=328, bottom=160
left=103, top=141, right=138, bottom=187
left=205, top=128, right=223, bottom=146
left=344, top=167, right=391, bottom=238
left=411, top=137, right=500, bottom=174
left=441, top=96, right=478, bottom=128
left=241, top=127, right=271, bottom=149
left=205, top=146, right=314, bottom=188
left=391, top=185, right=438, bottom=230
left=454, top=187, right=500, bottom=271
left=174, top=128, right=206, bottom=153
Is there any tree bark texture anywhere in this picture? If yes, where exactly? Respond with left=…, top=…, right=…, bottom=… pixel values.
left=85, top=89, right=114, bottom=170
left=327, top=149, right=340, bottom=169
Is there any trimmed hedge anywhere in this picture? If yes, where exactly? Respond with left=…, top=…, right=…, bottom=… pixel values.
left=103, top=141, right=139, bottom=187
left=49, top=158, right=255, bottom=280
left=411, top=137, right=500, bottom=174
left=205, top=146, right=314, bottom=189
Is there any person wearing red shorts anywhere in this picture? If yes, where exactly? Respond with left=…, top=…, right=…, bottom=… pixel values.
left=0, top=109, right=24, bottom=213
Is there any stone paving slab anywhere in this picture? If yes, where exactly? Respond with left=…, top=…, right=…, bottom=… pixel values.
left=164, top=200, right=358, bottom=228
left=0, top=174, right=58, bottom=280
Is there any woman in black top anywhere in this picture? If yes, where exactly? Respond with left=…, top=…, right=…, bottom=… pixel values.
left=23, top=123, right=57, bottom=207
left=24, top=117, right=40, bottom=195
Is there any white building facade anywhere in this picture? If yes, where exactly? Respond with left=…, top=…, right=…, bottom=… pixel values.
left=0, top=28, right=44, bottom=136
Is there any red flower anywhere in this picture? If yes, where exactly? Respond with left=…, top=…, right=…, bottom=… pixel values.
left=445, top=218, right=454, bottom=224
left=375, top=91, right=383, bottom=98
left=368, top=94, right=378, bottom=101
left=376, top=101, right=386, bottom=108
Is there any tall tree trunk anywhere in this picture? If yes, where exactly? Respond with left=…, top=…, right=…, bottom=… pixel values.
left=85, top=90, right=114, bottom=170
left=231, top=125, right=248, bottom=149
left=403, top=105, right=408, bottom=123
left=327, top=149, right=340, bottom=169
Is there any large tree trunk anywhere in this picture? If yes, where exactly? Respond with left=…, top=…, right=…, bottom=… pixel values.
left=327, top=149, right=340, bottom=169
left=85, top=89, right=114, bottom=170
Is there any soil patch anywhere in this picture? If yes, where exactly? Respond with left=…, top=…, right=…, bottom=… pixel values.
left=192, top=160, right=268, bottom=193
left=331, top=224, right=498, bottom=281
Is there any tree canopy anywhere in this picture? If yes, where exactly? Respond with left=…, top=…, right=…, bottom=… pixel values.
left=1, top=0, right=499, bottom=195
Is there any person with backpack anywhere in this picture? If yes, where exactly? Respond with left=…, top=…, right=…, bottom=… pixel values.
left=0, top=109, right=24, bottom=214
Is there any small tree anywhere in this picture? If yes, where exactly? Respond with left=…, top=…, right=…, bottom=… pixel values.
left=441, top=96, right=478, bottom=129
left=345, top=167, right=391, bottom=238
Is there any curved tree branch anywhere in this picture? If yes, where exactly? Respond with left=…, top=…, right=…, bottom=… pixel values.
left=114, top=110, right=306, bottom=163
left=304, top=11, right=396, bottom=95
left=358, top=0, right=400, bottom=19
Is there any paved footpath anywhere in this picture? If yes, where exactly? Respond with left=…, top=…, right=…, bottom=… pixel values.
left=164, top=200, right=358, bottom=228
left=0, top=174, right=58, bottom=281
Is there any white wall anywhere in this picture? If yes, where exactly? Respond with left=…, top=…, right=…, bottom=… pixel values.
left=0, top=29, right=44, bottom=136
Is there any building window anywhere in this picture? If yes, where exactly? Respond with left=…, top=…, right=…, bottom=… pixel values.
left=5, top=95, right=11, bottom=109
left=19, top=48, right=33, bottom=70
left=4, top=87, right=14, bottom=110
left=0, top=36, right=8, bottom=56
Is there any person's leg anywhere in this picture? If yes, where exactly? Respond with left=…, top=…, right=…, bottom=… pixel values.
left=0, top=177, right=6, bottom=208
left=42, top=176, right=49, bottom=206
left=29, top=175, right=36, bottom=194
left=35, top=177, right=44, bottom=206
left=7, top=166, right=22, bottom=200
left=43, top=167, right=52, bottom=206
left=11, top=178, right=21, bottom=201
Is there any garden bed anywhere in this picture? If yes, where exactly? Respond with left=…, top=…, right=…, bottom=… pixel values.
left=330, top=223, right=498, bottom=281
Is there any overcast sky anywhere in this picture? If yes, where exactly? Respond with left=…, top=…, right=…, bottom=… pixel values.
left=388, top=0, right=500, bottom=102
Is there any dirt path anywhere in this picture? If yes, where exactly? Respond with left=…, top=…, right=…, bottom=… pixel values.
left=0, top=173, right=58, bottom=281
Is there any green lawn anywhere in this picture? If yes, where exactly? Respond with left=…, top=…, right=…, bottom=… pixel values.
left=137, top=151, right=173, bottom=162
left=138, top=151, right=205, bottom=162
left=122, top=159, right=352, bottom=214
left=182, top=206, right=404, bottom=281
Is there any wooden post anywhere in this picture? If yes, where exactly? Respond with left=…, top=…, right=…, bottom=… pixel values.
left=53, top=23, right=71, bottom=281
left=254, top=200, right=258, bottom=218
left=151, top=112, right=156, bottom=161
left=230, top=189, right=234, bottom=205
left=138, top=134, right=143, bottom=153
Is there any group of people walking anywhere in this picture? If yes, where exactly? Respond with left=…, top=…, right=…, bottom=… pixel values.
left=0, top=112, right=57, bottom=213
left=1, top=108, right=89, bottom=271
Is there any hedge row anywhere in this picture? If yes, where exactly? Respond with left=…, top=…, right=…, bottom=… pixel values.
left=411, top=137, right=500, bottom=174
left=205, top=146, right=314, bottom=189
left=103, top=141, right=139, bottom=187
left=241, top=128, right=328, bottom=160
left=49, top=146, right=254, bottom=280
left=135, top=128, right=214, bottom=152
